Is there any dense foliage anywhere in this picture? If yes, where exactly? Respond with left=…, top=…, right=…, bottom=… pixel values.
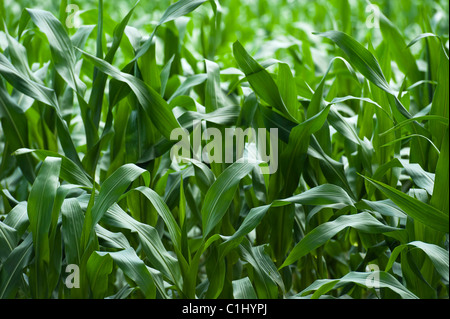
left=0, top=0, right=448, bottom=299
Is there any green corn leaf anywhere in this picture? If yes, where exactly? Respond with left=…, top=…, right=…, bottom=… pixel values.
left=128, top=186, right=182, bottom=253
left=379, top=12, right=421, bottom=89
left=133, top=0, right=207, bottom=61
left=281, top=212, right=398, bottom=268
left=232, top=277, right=258, bottom=299
left=0, top=221, right=19, bottom=261
left=96, top=248, right=156, bottom=298
left=102, top=203, right=182, bottom=289
left=2, top=202, right=29, bottom=236
left=402, top=163, right=434, bottom=195
left=168, top=74, right=208, bottom=102
left=0, top=234, right=34, bottom=299
left=407, top=33, right=440, bottom=48
left=0, top=84, right=32, bottom=178
left=177, top=105, right=240, bottom=131
left=278, top=104, right=331, bottom=194
left=277, top=63, right=300, bottom=121
left=26, top=156, right=61, bottom=298
left=362, top=175, right=449, bottom=233
left=357, top=199, right=407, bottom=219
left=314, top=31, right=392, bottom=94
left=27, top=9, right=86, bottom=95
left=205, top=59, right=223, bottom=112
left=233, top=40, right=297, bottom=122
left=202, top=162, right=256, bottom=237
left=87, top=251, right=114, bottom=299
left=386, top=241, right=449, bottom=282
left=297, top=271, right=418, bottom=299
left=88, top=1, right=139, bottom=130
left=0, top=53, right=58, bottom=107
left=160, top=55, right=175, bottom=97
left=61, top=198, right=84, bottom=266
left=13, top=148, right=92, bottom=188
left=239, top=239, right=284, bottom=298
left=429, top=44, right=449, bottom=152
left=107, top=0, right=208, bottom=106
left=431, top=128, right=449, bottom=215
left=314, top=30, right=414, bottom=123
left=79, top=49, right=182, bottom=140
left=95, top=224, right=131, bottom=250
left=0, top=53, right=82, bottom=167
left=159, top=0, right=207, bottom=25
left=222, top=184, right=355, bottom=253
left=0, top=0, right=448, bottom=301
left=27, top=156, right=61, bottom=264
left=82, top=164, right=150, bottom=249
left=3, top=27, right=39, bottom=82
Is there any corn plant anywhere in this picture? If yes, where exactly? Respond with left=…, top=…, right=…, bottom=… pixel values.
left=0, top=0, right=448, bottom=299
